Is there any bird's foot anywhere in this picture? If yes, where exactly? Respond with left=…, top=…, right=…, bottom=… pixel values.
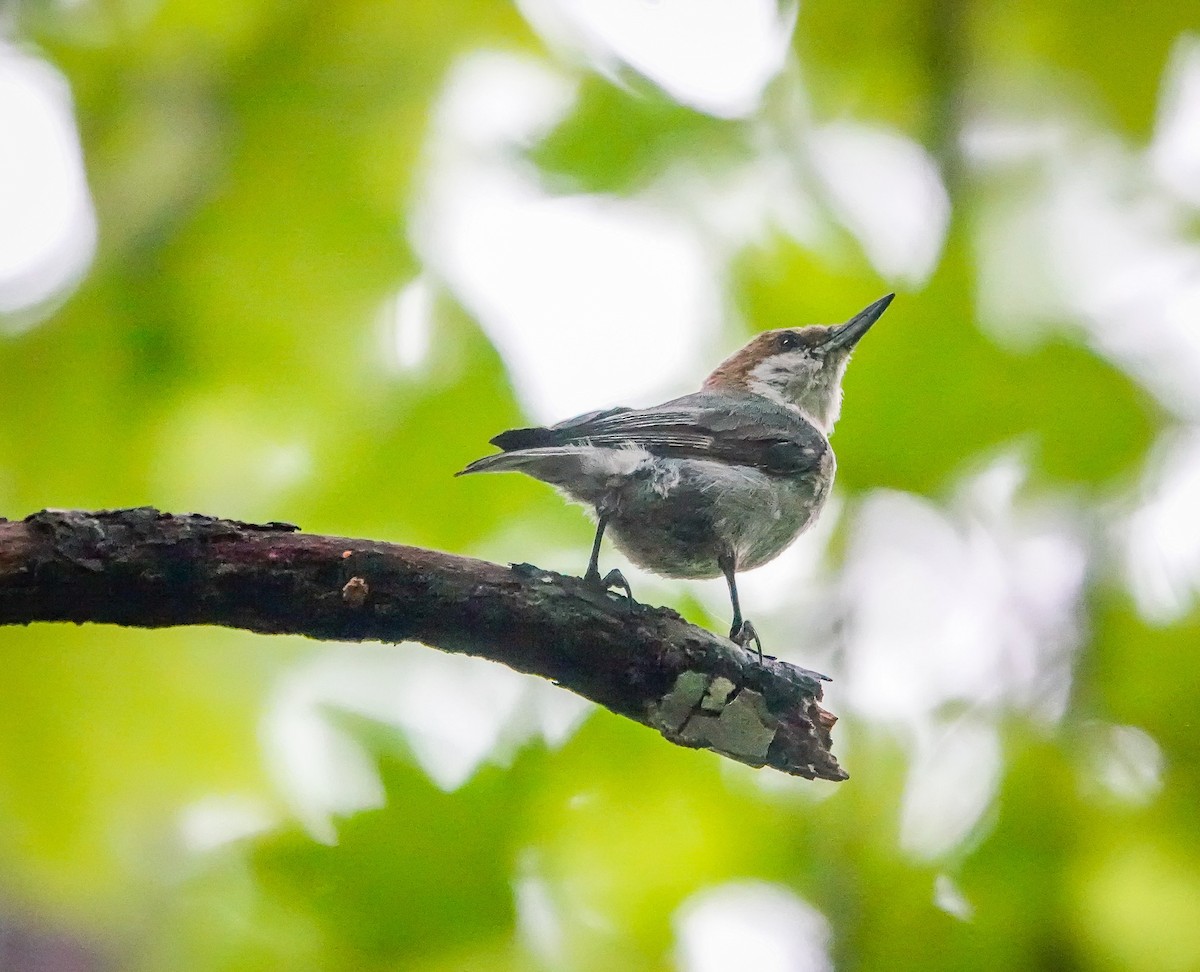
left=730, top=619, right=765, bottom=663
left=584, top=567, right=635, bottom=612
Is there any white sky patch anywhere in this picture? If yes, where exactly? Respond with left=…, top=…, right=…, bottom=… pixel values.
left=517, top=0, right=796, bottom=118
left=514, top=865, right=567, bottom=968
left=670, top=147, right=830, bottom=259
left=179, top=795, right=277, bottom=854
left=934, top=873, right=975, bottom=922
left=384, top=276, right=435, bottom=372
left=425, top=175, right=715, bottom=421
left=1121, top=428, right=1200, bottom=623
left=674, top=881, right=833, bottom=972
left=838, top=456, right=1086, bottom=727
left=1076, top=721, right=1164, bottom=807
left=809, top=121, right=950, bottom=286
left=900, top=717, right=1001, bottom=860
left=1030, top=151, right=1200, bottom=416
left=967, top=117, right=1077, bottom=346
left=0, top=41, right=96, bottom=326
left=968, top=84, right=1200, bottom=418
left=417, top=52, right=718, bottom=423
left=262, top=646, right=588, bottom=840
left=826, top=458, right=1089, bottom=860
left=261, top=655, right=388, bottom=843
left=961, top=116, right=1073, bottom=168
left=1151, top=33, right=1200, bottom=209
left=517, top=676, right=593, bottom=747
left=431, top=49, right=578, bottom=153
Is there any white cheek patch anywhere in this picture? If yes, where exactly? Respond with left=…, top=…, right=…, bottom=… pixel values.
left=747, top=376, right=787, bottom=406
left=748, top=356, right=793, bottom=383
left=746, top=352, right=852, bottom=434
left=746, top=356, right=795, bottom=407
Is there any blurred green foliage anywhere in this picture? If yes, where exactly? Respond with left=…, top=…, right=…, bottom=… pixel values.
left=531, top=77, right=753, bottom=195
left=2, top=0, right=1199, bottom=970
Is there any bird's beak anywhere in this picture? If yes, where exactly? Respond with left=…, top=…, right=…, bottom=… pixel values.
left=824, top=293, right=894, bottom=352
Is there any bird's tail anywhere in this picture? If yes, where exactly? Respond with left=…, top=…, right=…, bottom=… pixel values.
left=457, top=423, right=570, bottom=477
left=456, top=446, right=586, bottom=479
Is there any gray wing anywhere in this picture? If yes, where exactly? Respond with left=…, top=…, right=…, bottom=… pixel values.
left=487, top=392, right=826, bottom=476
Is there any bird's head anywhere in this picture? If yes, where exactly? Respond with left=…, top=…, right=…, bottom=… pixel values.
left=703, top=294, right=894, bottom=433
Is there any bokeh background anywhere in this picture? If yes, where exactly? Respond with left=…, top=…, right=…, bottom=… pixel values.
left=2, top=0, right=1199, bottom=969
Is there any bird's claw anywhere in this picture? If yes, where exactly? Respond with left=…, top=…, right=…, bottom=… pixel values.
left=731, top=619, right=764, bottom=663
left=584, top=567, right=635, bottom=612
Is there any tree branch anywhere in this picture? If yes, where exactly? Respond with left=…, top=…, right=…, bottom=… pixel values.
left=0, top=507, right=846, bottom=781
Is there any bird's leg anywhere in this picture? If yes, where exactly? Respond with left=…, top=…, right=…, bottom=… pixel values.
left=718, top=552, right=744, bottom=635
left=584, top=510, right=633, bottom=609
left=719, top=552, right=763, bottom=662
left=583, top=512, right=608, bottom=583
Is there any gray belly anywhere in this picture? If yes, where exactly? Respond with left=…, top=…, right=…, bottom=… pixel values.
left=602, top=454, right=834, bottom=579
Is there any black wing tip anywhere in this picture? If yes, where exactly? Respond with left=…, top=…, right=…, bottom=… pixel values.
left=491, top=427, right=557, bottom=451
left=458, top=424, right=559, bottom=476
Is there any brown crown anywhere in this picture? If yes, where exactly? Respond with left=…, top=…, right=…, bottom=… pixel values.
left=702, top=326, right=830, bottom=390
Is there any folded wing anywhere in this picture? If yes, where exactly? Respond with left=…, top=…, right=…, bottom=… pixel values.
left=464, top=392, right=826, bottom=477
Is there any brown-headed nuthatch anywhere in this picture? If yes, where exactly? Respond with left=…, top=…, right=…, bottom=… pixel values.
left=459, top=294, right=894, bottom=659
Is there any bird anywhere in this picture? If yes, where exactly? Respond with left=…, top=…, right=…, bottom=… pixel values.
left=458, top=294, right=894, bottom=660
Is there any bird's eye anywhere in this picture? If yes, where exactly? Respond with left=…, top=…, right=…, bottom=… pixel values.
left=778, top=332, right=800, bottom=351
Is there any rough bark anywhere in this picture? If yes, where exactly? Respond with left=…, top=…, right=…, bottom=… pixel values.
left=0, top=507, right=846, bottom=781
